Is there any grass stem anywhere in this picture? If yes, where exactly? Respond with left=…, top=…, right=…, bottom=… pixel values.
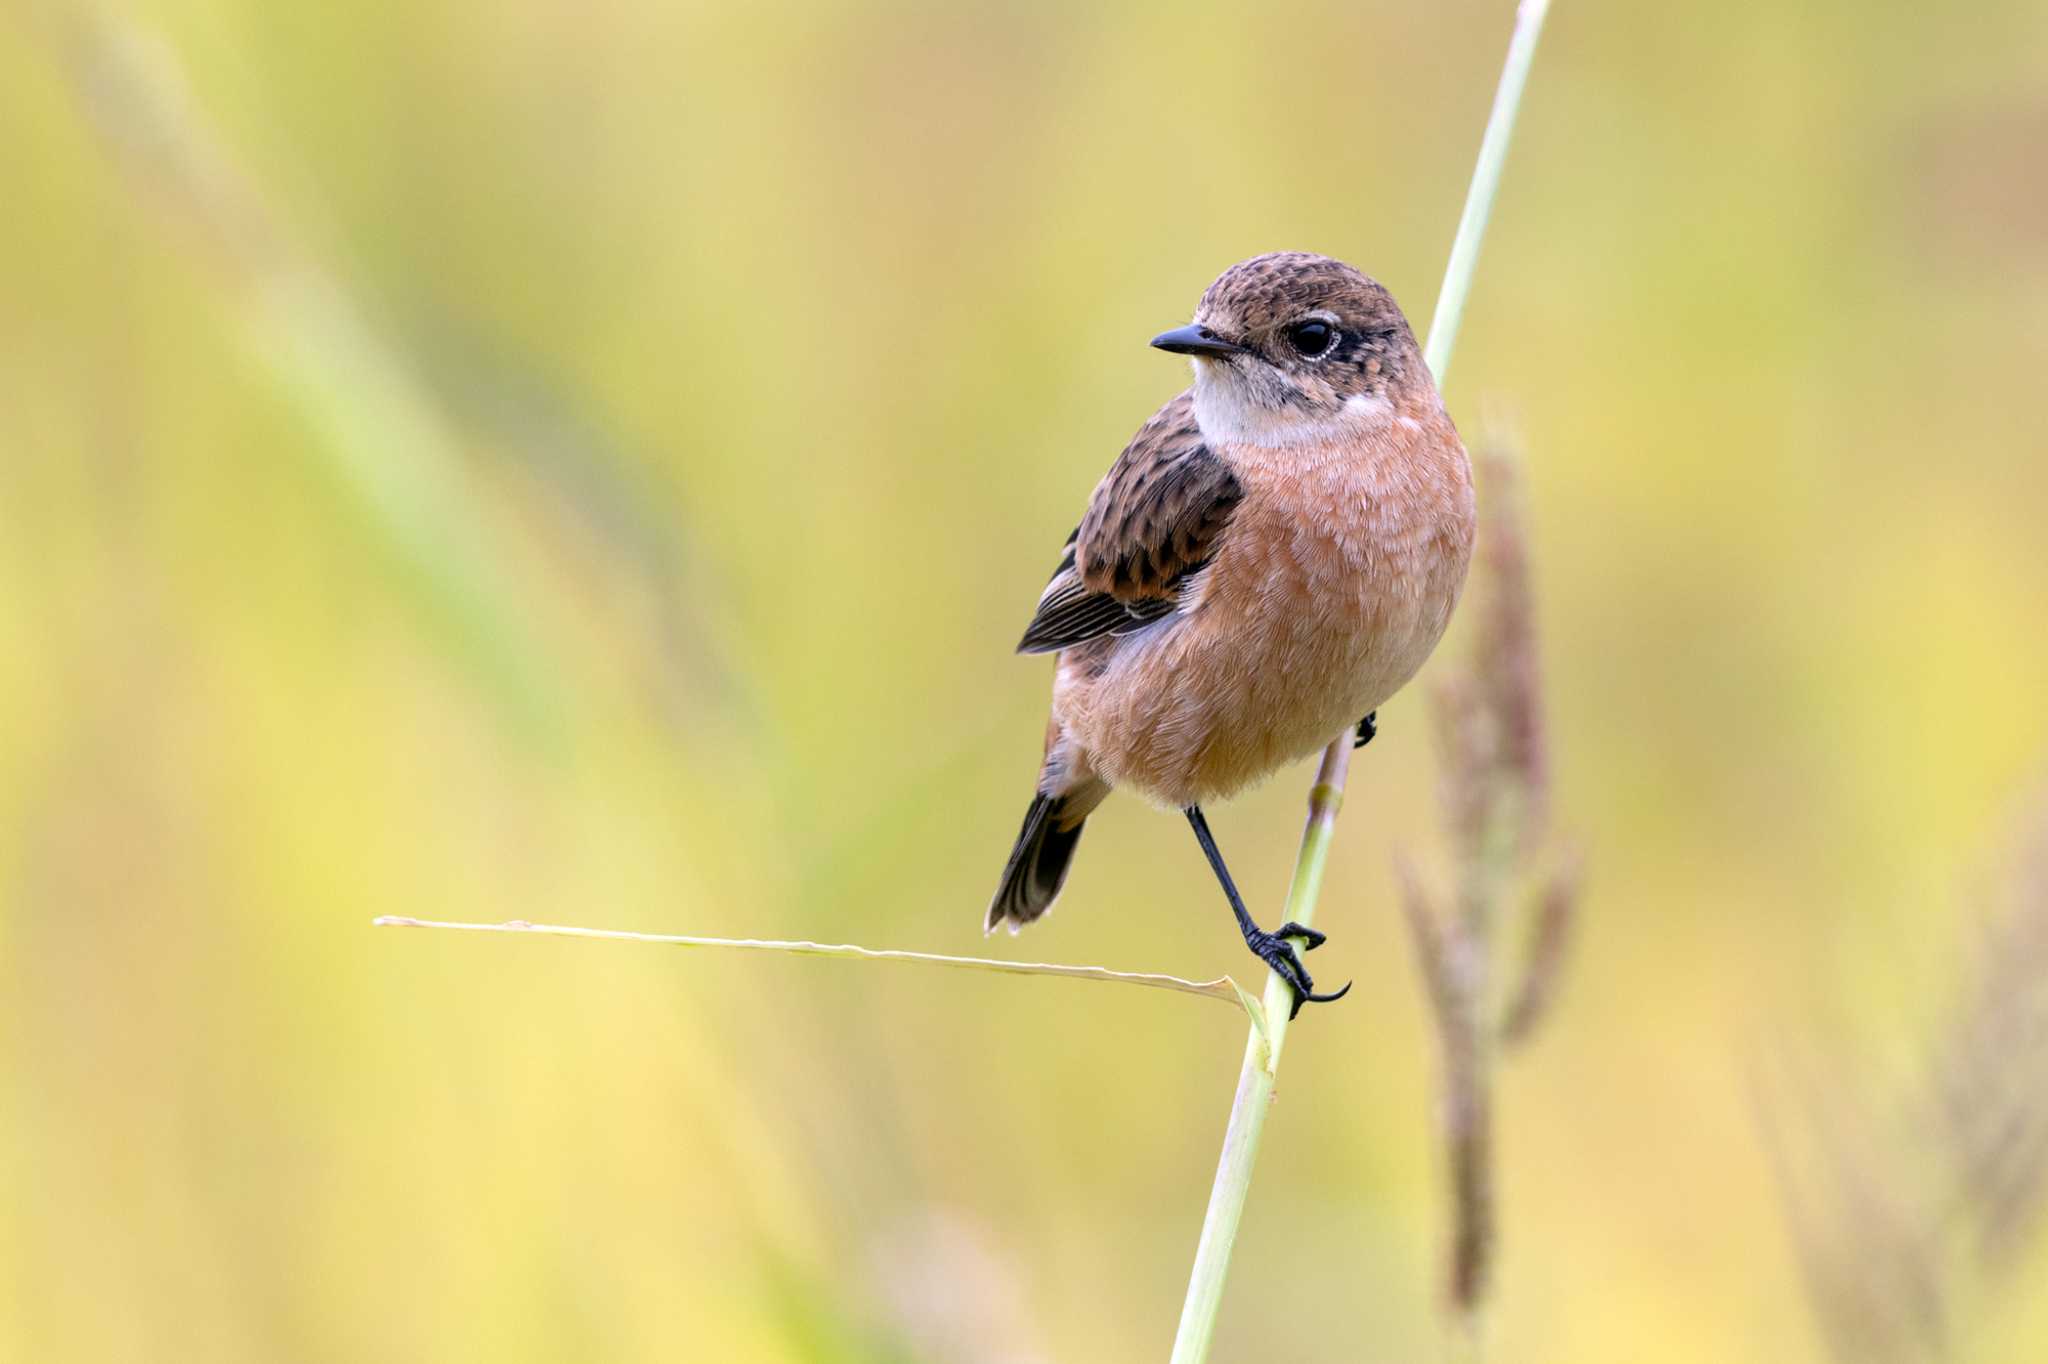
left=1425, top=0, right=1553, bottom=389
left=1166, top=3, right=1553, bottom=1356
left=1169, top=745, right=1350, bottom=1363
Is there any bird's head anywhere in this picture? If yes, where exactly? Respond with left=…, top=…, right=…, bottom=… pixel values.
left=1152, top=252, right=1428, bottom=446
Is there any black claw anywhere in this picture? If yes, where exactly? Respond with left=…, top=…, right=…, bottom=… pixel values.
left=1354, top=712, right=1378, bottom=748
left=1279, top=980, right=1354, bottom=1018
left=1248, top=930, right=1349, bottom=1019
left=1272, top=921, right=1326, bottom=950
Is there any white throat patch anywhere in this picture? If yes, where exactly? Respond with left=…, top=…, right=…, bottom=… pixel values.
left=1190, top=364, right=1393, bottom=448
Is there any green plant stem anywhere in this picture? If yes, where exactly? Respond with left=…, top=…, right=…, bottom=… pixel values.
left=1168, top=3, right=1552, bottom=1358
left=1425, top=0, right=1553, bottom=388
left=1170, top=744, right=1350, bottom=1364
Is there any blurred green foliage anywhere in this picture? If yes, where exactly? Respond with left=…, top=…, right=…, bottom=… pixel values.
left=4, top=2, right=2048, bottom=1359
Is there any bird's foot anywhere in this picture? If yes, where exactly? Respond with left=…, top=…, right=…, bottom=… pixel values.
left=1245, top=924, right=1351, bottom=1020
left=1354, top=712, right=1378, bottom=749
left=1272, top=920, right=1325, bottom=950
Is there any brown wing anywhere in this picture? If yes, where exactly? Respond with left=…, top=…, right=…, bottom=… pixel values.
left=1016, top=391, right=1242, bottom=655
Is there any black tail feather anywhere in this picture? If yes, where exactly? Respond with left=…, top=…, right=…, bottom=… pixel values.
left=986, top=792, right=1089, bottom=933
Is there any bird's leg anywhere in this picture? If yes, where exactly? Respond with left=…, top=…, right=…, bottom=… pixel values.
left=1354, top=712, right=1378, bottom=749
left=1184, top=806, right=1352, bottom=1020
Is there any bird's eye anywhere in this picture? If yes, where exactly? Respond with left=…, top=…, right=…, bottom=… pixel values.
left=1284, top=320, right=1337, bottom=358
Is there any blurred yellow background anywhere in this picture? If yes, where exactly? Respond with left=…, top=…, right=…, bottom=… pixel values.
left=5, top=2, right=2047, bottom=1359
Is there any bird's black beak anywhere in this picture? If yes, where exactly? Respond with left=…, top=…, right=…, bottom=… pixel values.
left=1150, top=324, right=1244, bottom=358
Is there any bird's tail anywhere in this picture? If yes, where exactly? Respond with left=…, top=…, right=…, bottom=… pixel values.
left=985, top=774, right=1109, bottom=934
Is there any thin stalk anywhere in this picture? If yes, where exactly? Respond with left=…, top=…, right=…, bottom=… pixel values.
left=1171, top=743, right=1351, bottom=1362
left=1425, top=0, right=1553, bottom=389
left=1167, top=3, right=1553, bottom=1358
left=372, top=916, right=1243, bottom=1006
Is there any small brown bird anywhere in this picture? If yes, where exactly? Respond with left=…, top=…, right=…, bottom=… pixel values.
left=988, top=252, right=1476, bottom=1016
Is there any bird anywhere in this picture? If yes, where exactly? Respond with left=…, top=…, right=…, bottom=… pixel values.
left=987, top=251, right=1476, bottom=1018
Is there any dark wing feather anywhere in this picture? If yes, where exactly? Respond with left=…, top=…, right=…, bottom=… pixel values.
left=1015, top=391, right=1241, bottom=655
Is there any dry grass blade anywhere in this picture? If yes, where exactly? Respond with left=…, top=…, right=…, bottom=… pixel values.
left=371, top=916, right=1246, bottom=1007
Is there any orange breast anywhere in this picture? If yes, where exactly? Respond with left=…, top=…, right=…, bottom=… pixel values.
left=1051, top=411, right=1474, bottom=808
